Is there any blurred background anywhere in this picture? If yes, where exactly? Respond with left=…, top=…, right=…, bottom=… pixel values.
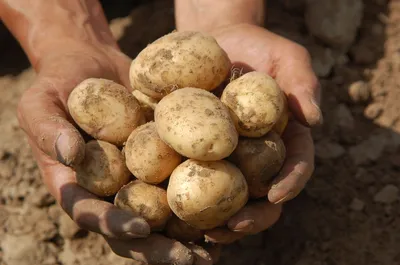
left=1, top=0, right=399, bottom=264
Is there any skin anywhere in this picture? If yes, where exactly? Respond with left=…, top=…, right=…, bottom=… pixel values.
left=0, top=0, right=322, bottom=263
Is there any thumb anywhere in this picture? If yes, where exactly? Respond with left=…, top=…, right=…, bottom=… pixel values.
left=17, top=78, right=85, bottom=166
left=275, top=46, right=323, bottom=127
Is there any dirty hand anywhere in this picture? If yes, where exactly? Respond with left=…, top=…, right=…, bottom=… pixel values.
left=0, top=0, right=216, bottom=264
left=17, top=44, right=213, bottom=265
left=203, top=23, right=322, bottom=244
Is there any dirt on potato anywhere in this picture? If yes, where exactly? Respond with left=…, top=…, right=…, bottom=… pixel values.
left=1, top=0, right=400, bottom=265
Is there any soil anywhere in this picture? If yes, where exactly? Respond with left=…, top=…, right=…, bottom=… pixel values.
left=1, top=0, right=399, bottom=265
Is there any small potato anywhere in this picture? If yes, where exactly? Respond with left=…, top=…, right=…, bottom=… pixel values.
left=165, top=215, right=204, bottom=242
left=221, top=71, right=285, bottom=137
left=229, top=131, right=286, bottom=198
left=115, top=180, right=172, bottom=231
left=68, top=78, right=143, bottom=146
left=155, top=87, right=238, bottom=161
left=129, top=31, right=231, bottom=99
left=75, top=140, right=131, bottom=197
left=132, top=89, right=158, bottom=121
left=272, top=93, right=289, bottom=136
left=167, top=159, right=249, bottom=230
left=124, top=122, right=182, bottom=184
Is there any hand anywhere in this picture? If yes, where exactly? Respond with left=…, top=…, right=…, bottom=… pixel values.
left=204, top=23, right=322, bottom=243
left=17, top=43, right=215, bottom=265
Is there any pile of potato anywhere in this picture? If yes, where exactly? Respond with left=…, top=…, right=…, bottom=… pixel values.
left=67, top=31, right=288, bottom=242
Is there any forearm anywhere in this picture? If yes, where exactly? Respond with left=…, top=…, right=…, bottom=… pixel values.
left=0, top=0, right=117, bottom=70
left=174, top=0, right=266, bottom=32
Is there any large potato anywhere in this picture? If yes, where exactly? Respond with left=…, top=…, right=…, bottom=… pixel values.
left=155, top=87, right=238, bottom=161
left=68, top=78, right=143, bottom=146
left=167, top=159, right=249, bottom=230
left=129, top=31, right=231, bottom=99
left=132, top=89, right=158, bottom=121
left=221, top=71, right=285, bottom=137
left=75, top=140, right=131, bottom=197
left=229, top=131, right=286, bottom=198
left=124, top=122, right=182, bottom=184
left=114, top=180, right=172, bottom=231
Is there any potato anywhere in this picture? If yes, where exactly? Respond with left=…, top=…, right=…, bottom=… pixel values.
left=221, top=71, right=285, bottom=137
left=124, top=122, right=182, bottom=184
left=132, top=89, right=158, bottom=121
left=165, top=215, right=204, bottom=242
left=167, top=159, right=249, bottom=230
left=114, top=180, right=172, bottom=231
left=129, top=31, right=231, bottom=99
left=229, top=131, right=286, bottom=198
left=75, top=140, right=131, bottom=197
left=185, top=244, right=213, bottom=265
left=68, top=78, right=143, bottom=146
left=272, top=93, right=289, bottom=136
left=155, top=87, right=238, bottom=161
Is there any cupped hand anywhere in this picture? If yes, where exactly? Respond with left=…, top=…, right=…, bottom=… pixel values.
left=204, top=23, right=322, bottom=243
left=17, top=43, right=215, bottom=265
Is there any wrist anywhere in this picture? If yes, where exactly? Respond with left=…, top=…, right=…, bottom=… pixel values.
left=174, top=0, right=265, bottom=32
left=0, top=0, right=119, bottom=70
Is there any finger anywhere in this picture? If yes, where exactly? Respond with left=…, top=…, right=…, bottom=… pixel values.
left=106, top=234, right=194, bottom=265
left=204, top=201, right=281, bottom=244
left=17, top=79, right=85, bottom=167
left=268, top=121, right=315, bottom=203
left=185, top=244, right=213, bottom=265
left=29, top=141, right=150, bottom=239
left=202, top=244, right=222, bottom=264
left=274, top=43, right=323, bottom=127
left=204, top=228, right=245, bottom=245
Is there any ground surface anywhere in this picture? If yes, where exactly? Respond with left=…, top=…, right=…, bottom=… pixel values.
left=1, top=0, right=400, bottom=264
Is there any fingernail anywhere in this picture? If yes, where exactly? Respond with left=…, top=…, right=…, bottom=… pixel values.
left=269, top=190, right=294, bottom=204
left=55, top=132, right=85, bottom=166
left=309, top=98, right=324, bottom=126
left=124, top=231, right=148, bottom=238
left=230, top=220, right=254, bottom=232
left=204, top=234, right=218, bottom=243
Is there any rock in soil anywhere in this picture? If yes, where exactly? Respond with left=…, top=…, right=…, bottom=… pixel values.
left=348, top=81, right=370, bottom=103
left=374, top=185, right=399, bottom=204
left=315, top=140, right=345, bottom=159
left=349, top=133, right=387, bottom=165
left=305, top=0, right=363, bottom=49
left=349, top=198, right=365, bottom=211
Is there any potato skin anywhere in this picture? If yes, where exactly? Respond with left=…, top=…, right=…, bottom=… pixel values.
left=229, top=131, right=286, bottom=198
left=272, top=93, right=289, bottom=136
left=114, top=180, right=172, bottom=231
left=67, top=78, right=143, bottom=146
left=132, top=89, right=158, bottom=122
left=129, top=31, right=231, bottom=99
left=75, top=140, right=131, bottom=197
left=165, top=215, right=204, bottom=242
left=167, top=159, right=249, bottom=230
left=124, top=122, right=182, bottom=184
left=155, top=87, right=238, bottom=161
left=221, top=71, right=285, bottom=137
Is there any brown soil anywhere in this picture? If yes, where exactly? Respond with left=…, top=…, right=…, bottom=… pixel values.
left=1, top=1, right=399, bottom=265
